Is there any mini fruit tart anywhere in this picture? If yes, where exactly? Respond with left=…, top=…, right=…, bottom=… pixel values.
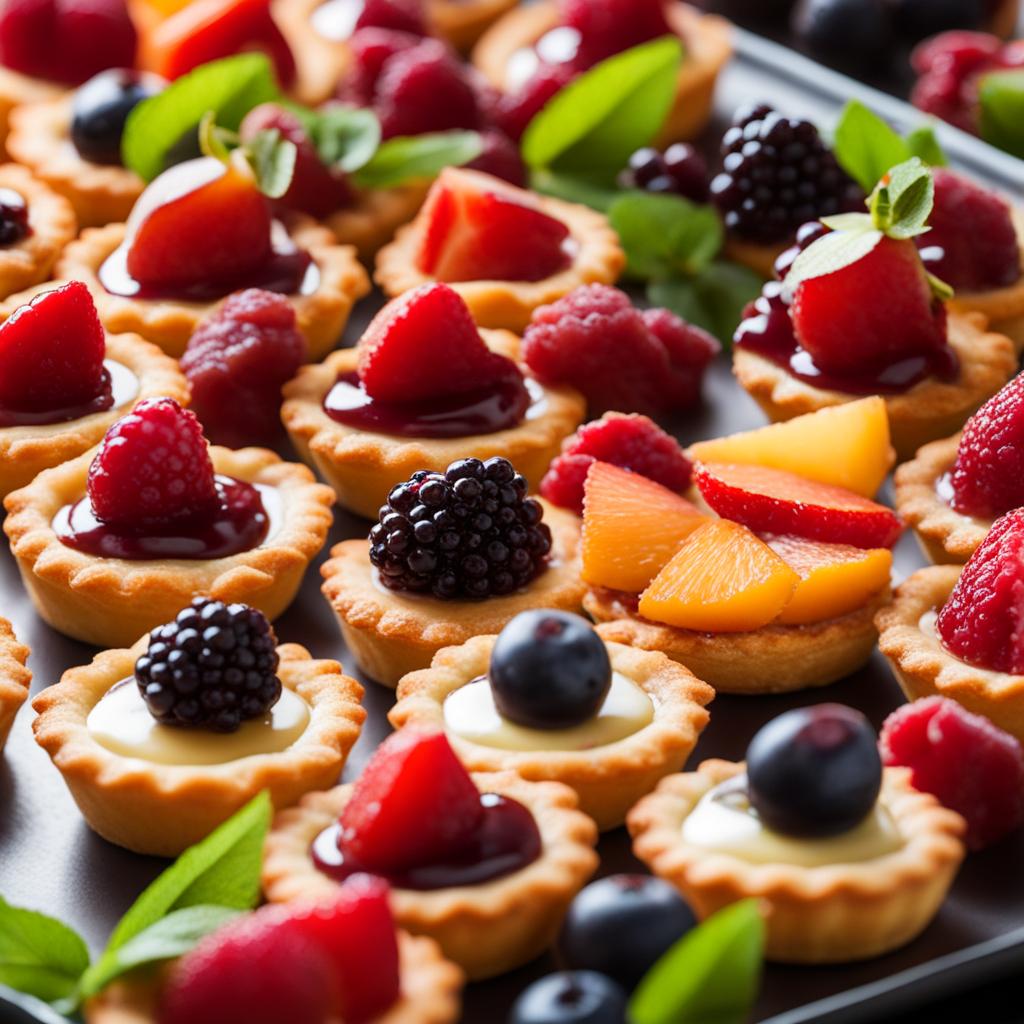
left=4, top=397, right=334, bottom=648
left=629, top=706, right=966, bottom=963
left=283, top=283, right=585, bottom=519
left=894, top=373, right=1024, bottom=565
left=32, top=599, right=365, bottom=856
left=580, top=462, right=896, bottom=693
left=6, top=70, right=164, bottom=228
left=262, top=729, right=599, bottom=980
left=321, top=456, right=585, bottom=687
left=56, top=154, right=370, bottom=359
left=877, top=509, right=1024, bottom=745
left=0, top=617, right=30, bottom=754
left=0, top=281, right=187, bottom=500
left=474, top=0, right=731, bottom=147
left=86, top=875, right=462, bottom=1024
left=0, top=70, right=61, bottom=156
left=375, top=167, right=624, bottom=333
left=389, top=611, right=712, bottom=830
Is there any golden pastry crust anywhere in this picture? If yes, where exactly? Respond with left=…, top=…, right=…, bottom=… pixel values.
left=586, top=586, right=890, bottom=694
left=876, top=565, right=1024, bottom=744
left=32, top=642, right=365, bottom=857
left=6, top=96, right=143, bottom=227
left=0, top=162, right=76, bottom=297
left=733, top=311, right=1017, bottom=461
left=723, top=236, right=784, bottom=280
left=0, top=67, right=62, bottom=154
left=472, top=2, right=732, bottom=146
left=4, top=446, right=335, bottom=648
left=0, top=321, right=189, bottom=500
left=326, top=182, right=431, bottom=264
left=321, top=501, right=586, bottom=687
left=390, top=635, right=713, bottom=830
left=429, top=0, right=519, bottom=51
left=0, top=617, right=30, bottom=754
left=84, top=931, right=463, bottom=1024
left=282, top=341, right=586, bottom=519
left=894, top=432, right=990, bottom=565
left=375, top=169, right=625, bottom=333
left=628, top=759, right=966, bottom=963
left=56, top=218, right=371, bottom=359
left=262, top=769, right=599, bottom=980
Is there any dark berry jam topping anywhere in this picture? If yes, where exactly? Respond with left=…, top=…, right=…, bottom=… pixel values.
left=311, top=792, right=541, bottom=890
left=54, top=474, right=271, bottom=560
left=324, top=371, right=536, bottom=439
left=734, top=281, right=959, bottom=396
left=0, top=359, right=136, bottom=428
left=0, top=188, right=31, bottom=247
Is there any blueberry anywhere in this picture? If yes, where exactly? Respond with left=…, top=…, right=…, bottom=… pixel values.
left=489, top=611, right=611, bottom=730
left=509, top=972, right=628, bottom=1024
left=558, top=875, right=696, bottom=989
left=70, top=69, right=164, bottom=166
left=746, top=703, right=882, bottom=838
left=791, top=0, right=894, bottom=68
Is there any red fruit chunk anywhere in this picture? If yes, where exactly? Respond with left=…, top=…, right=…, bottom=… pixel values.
left=937, top=508, right=1024, bottom=673
left=467, top=129, right=527, bottom=187
left=355, top=0, right=426, bottom=35
left=694, top=462, right=904, bottom=548
left=0, top=282, right=106, bottom=410
left=918, top=168, right=1020, bottom=293
left=87, top=396, right=219, bottom=529
left=341, top=26, right=420, bottom=106
left=522, top=284, right=716, bottom=417
left=881, top=696, right=1024, bottom=850
left=790, top=236, right=948, bottom=376
left=912, top=30, right=1003, bottom=76
left=181, top=289, right=306, bottom=448
left=357, top=283, right=521, bottom=403
left=125, top=158, right=274, bottom=288
left=540, top=412, right=692, bottom=514
left=496, top=63, right=576, bottom=142
left=339, top=729, right=484, bottom=874
left=560, top=0, right=672, bottom=69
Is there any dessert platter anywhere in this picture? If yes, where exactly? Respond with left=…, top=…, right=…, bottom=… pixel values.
left=0, top=2, right=1022, bottom=1024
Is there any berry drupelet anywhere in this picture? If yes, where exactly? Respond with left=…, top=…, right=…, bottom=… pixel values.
left=135, top=598, right=282, bottom=733
left=369, top=457, right=552, bottom=600
left=619, top=143, right=709, bottom=203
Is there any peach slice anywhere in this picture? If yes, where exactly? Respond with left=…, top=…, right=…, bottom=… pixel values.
left=638, top=519, right=799, bottom=633
left=581, top=461, right=704, bottom=593
left=688, top=397, right=893, bottom=498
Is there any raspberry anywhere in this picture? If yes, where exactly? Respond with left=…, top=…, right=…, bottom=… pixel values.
left=496, top=62, right=575, bottom=142
left=948, top=374, right=1024, bottom=517
left=341, top=27, right=421, bottom=106
left=540, top=413, right=692, bottom=514
left=135, top=598, right=281, bottom=732
left=710, top=106, right=863, bottom=244
left=560, top=0, right=672, bottom=69
left=354, top=0, right=426, bottom=35
left=181, top=289, right=306, bottom=449
left=86, top=397, right=219, bottom=530
left=918, top=168, right=1020, bottom=292
left=936, top=509, right=1024, bottom=673
left=370, top=456, right=552, bottom=599
left=880, top=696, right=1024, bottom=850
left=521, top=285, right=716, bottom=417
left=467, top=129, right=527, bottom=187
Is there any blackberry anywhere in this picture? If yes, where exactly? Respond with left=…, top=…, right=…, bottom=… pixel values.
left=370, top=457, right=552, bottom=600
left=619, top=143, right=709, bottom=203
left=710, top=105, right=863, bottom=245
left=135, top=598, right=281, bottom=732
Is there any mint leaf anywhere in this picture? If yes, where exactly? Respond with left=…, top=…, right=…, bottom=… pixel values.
left=353, top=130, right=483, bottom=188
left=522, top=36, right=683, bottom=183
left=979, top=69, right=1024, bottom=159
left=245, top=129, right=297, bottom=199
left=529, top=168, right=620, bottom=212
left=312, top=107, right=381, bottom=173
left=630, top=900, right=764, bottom=1024
left=783, top=225, right=883, bottom=298
left=870, top=157, right=933, bottom=239
left=905, top=125, right=947, bottom=166
left=833, top=100, right=912, bottom=193
left=123, top=54, right=280, bottom=181
left=0, top=897, right=89, bottom=1003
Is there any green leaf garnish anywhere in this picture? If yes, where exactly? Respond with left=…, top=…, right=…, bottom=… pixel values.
left=311, top=107, right=382, bottom=173
left=630, top=900, right=765, bottom=1024
left=352, top=130, right=483, bottom=188
left=244, top=129, right=298, bottom=199
left=529, top=168, right=621, bottom=212
left=782, top=223, right=884, bottom=297
left=868, top=157, right=934, bottom=240
left=979, top=69, right=1024, bottom=159
left=123, top=54, right=280, bottom=181
left=905, top=125, right=947, bottom=167
left=0, top=897, right=89, bottom=1004
left=522, top=36, right=683, bottom=184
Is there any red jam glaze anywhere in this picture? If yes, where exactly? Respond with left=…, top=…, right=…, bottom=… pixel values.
left=734, top=281, right=959, bottom=396
left=0, top=359, right=138, bottom=428
left=53, top=474, right=270, bottom=560
left=323, top=370, right=537, bottom=438
left=311, top=792, right=542, bottom=891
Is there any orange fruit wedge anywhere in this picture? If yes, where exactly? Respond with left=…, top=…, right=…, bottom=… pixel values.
left=582, top=461, right=705, bottom=593
left=639, top=519, right=799, bottom=632
left=688, top=397, right=893, bottom=497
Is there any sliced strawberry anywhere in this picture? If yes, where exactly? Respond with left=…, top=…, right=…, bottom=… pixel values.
left=357, top=283, right=523, bottom=403
left=695, top=462, right=903, bottom=549
left=0, top=282, right=107, bottom=410
left=339, top=729, right=484, bottom=874
left=415, top=168, right=571, bottom=283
